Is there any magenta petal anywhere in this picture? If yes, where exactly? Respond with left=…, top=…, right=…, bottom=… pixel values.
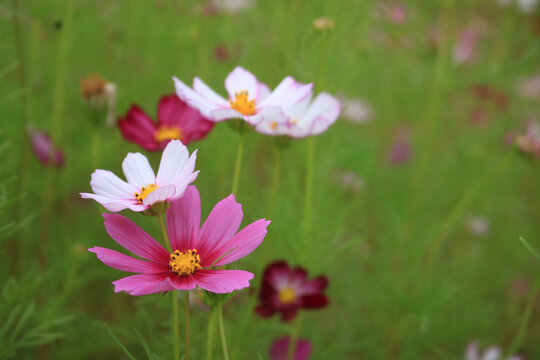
left=159, top=275, right=198, bottom=291
left=198, top=194, right=243, bottom=264
left=103, top=214, right=169, bottom=263
left=212, top=219, right=270, bottom=266
left=193, top=269, right=253, bottom=293
left=112, top=273, right=171, bottom=295
left=167, top=186, right=201, bottom=251
left=89, top=247, right=168, bottom=273
left=269, top=336, right=312, bottom=360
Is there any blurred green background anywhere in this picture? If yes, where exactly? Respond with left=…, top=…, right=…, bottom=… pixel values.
left=1, top=0, right=540, bottom=359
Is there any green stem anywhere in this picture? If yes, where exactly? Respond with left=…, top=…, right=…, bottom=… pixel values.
left=172, top=292, right=180, bottom=360
left=185, top=291, right=190, bottom=360
left=267, top=146, right=282, bottom=219
left=286, top=314, right=301, bottom=360
left=231, top=134, right=244, bottom=195
left=206, top=307, right=217, bottom=360
left=302, top=137, right=315, bottom=236
left=507, top=273, right=540, bottom=356
left=157, top=215, right=172, bottom=252
left=217, top=305, right=230, bottom=360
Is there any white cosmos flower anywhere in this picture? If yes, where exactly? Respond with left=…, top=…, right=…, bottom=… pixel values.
left=80, top=140, right=198, bottom=212
left=173, top=66, right=313, bottom=126
left=465, top=342, right=522, bottom=360
left=254, top=92, right=341, bottom=138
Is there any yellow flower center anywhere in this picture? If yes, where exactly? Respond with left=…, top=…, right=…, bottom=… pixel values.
left=229, top=90, right=256, bottom=116
left=155, top=126, right=182, bottom=143
left=278, top=287, right=297, bottom=304
left=134, top=184, right=158, bottom=204
left=169, top=249, right=202, bottom=276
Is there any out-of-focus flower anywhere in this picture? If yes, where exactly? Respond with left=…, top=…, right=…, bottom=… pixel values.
left=517, top=75, right=540, bottom=99
left=341, top=98, right=372, bottom=124
left=174, top=67, right=312, bottom=127
left=387, top=128, right=412, bottom=165
left=214, top=44, right=230, bottom=62
left=27, top=126, right=64, bottom=168
left=212, top=0, right=254, bottom=14
left=80, top=140, right=198, bottom=213
left=453, top=27, right=481, bottom=64
left=254, top=93, right=341, bottom=138
left=467, top=215, right=490, bottom=236
left=80, top=73, right=117, bottom=126
left=118, top=94, right=214, bottom=152
left=270, top=336, right=312, bottom=360
left=515, top=120, right=540, bottom=158
left=470, top=107, right=488, bottom=125
left=497, top=0, right=538, bottom=13
left=88, top=186, right=270, bottom=295
left=331, top=170, right=364, bottom=193
left=255, top=261, right=329, bottom=322
left=313, top=17, right=334, bottom=31
left=510, top=275, right=531, bottom=297
left=465, top=342, right=522, bottom=360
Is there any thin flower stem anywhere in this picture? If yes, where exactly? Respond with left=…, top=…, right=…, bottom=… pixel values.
left=302, top=137, right=315, bottom=236
left=157, top=215, right=172, bottom=252
left=231, top=134, right=244, bottom=195
left=267, top=146, right=282, bottom=219
left=217, top=305, right=230, bottom=360
left=185, top=291, right=190, bottom=360
left=286, top=314, right=302, bottom=360
left=507, top=273, right=540, bottom=356
left=206, top=307, right=217, bottom=360
left=172, top=292, right=180, bottom=360
left=156, top=216, right=178, bottom=360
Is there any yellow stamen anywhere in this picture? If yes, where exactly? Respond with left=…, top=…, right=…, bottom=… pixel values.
left=278, top=287, right=297, bottom=304
left=134, top=184, right=158, bottom=204
left=155, top=126, right=182, bottom=143
left=229, top=90, right=256, bottom=116
left=270, top=122, right=278, bottom=130
left=169, top=249, right=202, bottom=276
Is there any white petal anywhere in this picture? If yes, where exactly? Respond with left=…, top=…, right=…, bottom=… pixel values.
left=482, top=347, right=502, bottom=360
left=80, top=193, right=144, bottom=212
left=193, top=77, right=229, bottom=106
left=173, top=76, right=218, bottom=119
left=259, top=76, right=313, bottom=109
left=257, top=81, right=271, bottom=101
left=284, top=93, right=312, bottom=120
left=170, top=171, right=199, bottom=201
left=122, top=153, right=156, bottom=188
left=89, top=170, right=137, bottom=199
left=210, top=108, right=244, bottom=122
left=156, top=140, right=189, bottom=185
left=224, top=67, right=258, bottom=100
left=296, top=92, right=340, bottom=136
left=142, top=184, right=176, bottom=206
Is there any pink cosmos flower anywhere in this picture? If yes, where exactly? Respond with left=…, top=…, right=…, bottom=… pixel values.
left=27, top=126, right=65, bottom=168
left=515, top=120, right=540, bottom=158
left=465, top=342, right=522, bottom=360
left=80, top=140, right=198, bottom=212
left=255, top=261, right=329, bottom=322
left=89, top=186, right=270, bottom=295
left=118, top=94, right=214, bottom=152
left=254, top=93, right=341, bottom=138
left=173, top=66, right=313, bottom=126
left=453, top=27, right=480, bottom=65
left=270, top=336, right=312, bottom=360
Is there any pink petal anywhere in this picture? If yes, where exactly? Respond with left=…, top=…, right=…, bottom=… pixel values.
left=159, top=275, right=198, bottom=291
left=193, top=269, right=253, bottom=293
left=166, top=186, right=201, bottom=251
left=103, top=213, right=169, bottom=262
left=197, top=194, right=243, bottom=266
left=89, top=246, right=168, bottom=273
left=112, top=273, right=171, bottom=295
left=270, top=336, right=312, bottom=360
left=157, top=95, right=183, bottom=126
left=212, top=219, right=270, bottom=266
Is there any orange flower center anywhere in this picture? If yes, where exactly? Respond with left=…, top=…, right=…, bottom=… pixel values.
left=229, top=90, right=256, bottom=116
left=155, top=126, right=182, bottom=143
left=134, top=184, right=158, bottom=204
left=169, top=249, right=202, bottom=276
left=278, top=287, right=297, bottom=304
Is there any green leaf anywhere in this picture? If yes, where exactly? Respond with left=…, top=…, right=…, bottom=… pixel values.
left=103, top=323, right=137, bottom=360
left=519, top=237, right=540, bottom=259
left=132, top=327, right=157, bottom=360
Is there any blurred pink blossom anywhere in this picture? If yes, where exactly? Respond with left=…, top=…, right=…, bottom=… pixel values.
left=270, top=336, right=312, bottom=360
left=467, top=216, right=490, bottom=236
left=387, top=128, right=412, bottom=165
left=378, top=3, right=407, bottom=25
left=517, top=75, right=540, bottom=99
left=214, top=44, right=230, bottom=62
left=27, top=126, right=65, bottom=168
left=515, top=120, right=540, bottom=158
left=453, top=27, right=480, bottom=64
left=332, top=170, right=365, bottom=193
left=342, top=98, right=372, bottom=124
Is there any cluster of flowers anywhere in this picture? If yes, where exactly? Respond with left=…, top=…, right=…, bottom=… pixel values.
left=79, top=66, right=337, bottom=359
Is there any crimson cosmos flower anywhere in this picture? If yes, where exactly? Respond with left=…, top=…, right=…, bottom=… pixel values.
left=118, top=94, right=214, bottom=152
left=255, top=261, right=329, bottom=322
left=89, top=186, right=270, bottom=295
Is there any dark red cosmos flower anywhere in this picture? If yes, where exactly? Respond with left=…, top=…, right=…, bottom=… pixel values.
left=255, top=261, right=329, bottom=322
left=118, top=94, right=214, bottom=152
